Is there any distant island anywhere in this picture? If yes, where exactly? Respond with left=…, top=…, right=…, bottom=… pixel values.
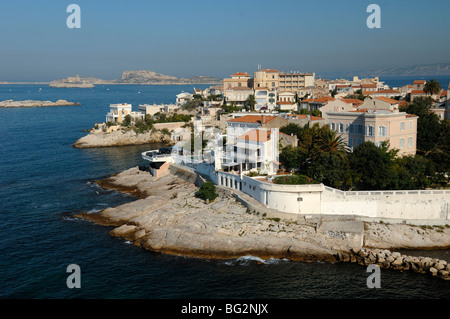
left=0, top=99, right=80, bottom=108
left=49, top=71, right=223, bottom=88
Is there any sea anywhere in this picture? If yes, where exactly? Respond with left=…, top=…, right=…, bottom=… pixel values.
left=0, top=78, right=449, bottom=302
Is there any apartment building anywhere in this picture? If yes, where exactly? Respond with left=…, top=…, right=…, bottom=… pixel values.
left=254, top=68, right=315, bottom=96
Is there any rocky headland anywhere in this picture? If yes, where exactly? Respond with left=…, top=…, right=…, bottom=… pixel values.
left=75, top=166, right=450, bottom=280
left=73, top=129, right=174, bottom=148
left=0, top=99, right=81, bottom=108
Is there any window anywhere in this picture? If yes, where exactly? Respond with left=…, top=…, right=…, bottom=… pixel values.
left=348, top=137, right=353, bottom=147
left=331, top=123, right=336, bottom=131
left=366, top=125, right=375, bottom=137
left=400, top=138, right=405, bottom=149
left=408, top=137, right=413, bottom=148
left=378, top=126, right=387, bottom=137
left=272, top=82, right=275, bottom=87
left=356, top=138, right=362, bottom=146
left=348, top=124, right=354, bottom=134
left=338, top=123, right=344, bottom=133
left=357, top=124, right=364, bottom=134
left=409, top=120, right=413, bottom=130
left=400, top=122, right=405, bottom=131
left=376, top=141, right=382, bottom=147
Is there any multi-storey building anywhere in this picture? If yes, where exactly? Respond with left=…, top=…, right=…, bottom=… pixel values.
left=253, top=87, right=277, bottom=111
left=105, top=103, right=144, bottom=124
left=254, top=68, right=315, bottom=96
left=326, top=109, right=418, bottom=156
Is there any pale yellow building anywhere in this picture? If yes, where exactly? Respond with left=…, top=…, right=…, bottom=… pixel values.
left=223, top=72, right=253, bottom=94
left=254, top=68, right=315, bottom=96
left=326, top=109, right=418, bottom=156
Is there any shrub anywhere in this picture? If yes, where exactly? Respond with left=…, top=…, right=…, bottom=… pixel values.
left=273, top=174, right=319, bottom=185
left=196, top=182, right=218, bottom=202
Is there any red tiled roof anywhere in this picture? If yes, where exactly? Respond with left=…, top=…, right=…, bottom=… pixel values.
left=301, top=96, right=335, bottom=103
left=231, top=72, right=251, bottom=77
left=340, top=98, right=364, bottom=106
left=361, top=84, right=377, bottom=88
left=228, top=115, right=280, bottom=124
left=411, top=90, right=425, bottom=94
left=259, top=69, right=280, bottom=73
left=371, top=89, right=400, bottom=94
left=413, top=80, right=426, bottom=84
left=375, top=96, right=400, bottom=104
left=237, top=129, right=272, bottom=142
left=406, top=114, right=418, bottom=118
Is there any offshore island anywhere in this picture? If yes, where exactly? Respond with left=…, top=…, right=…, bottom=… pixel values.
left=75, top=66, right=450, bottom=280
left=0, top=99, right=80, bottom=108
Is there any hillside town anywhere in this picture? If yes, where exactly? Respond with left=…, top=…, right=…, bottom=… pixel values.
left=83, top=67, right=450, bottom=226
left=99, top=67, right=449, bottom=159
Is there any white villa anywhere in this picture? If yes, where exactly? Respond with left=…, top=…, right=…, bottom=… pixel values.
left=176, top=92, right=194, bottom=106
left=105, top=103, right=144, bottom=124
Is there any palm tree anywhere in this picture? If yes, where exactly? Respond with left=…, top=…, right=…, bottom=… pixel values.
left=423, top=79, right=441, bottom=99
left=313, top=129, right=349, bottom=160
left=245, top=94, right=256, bottom=111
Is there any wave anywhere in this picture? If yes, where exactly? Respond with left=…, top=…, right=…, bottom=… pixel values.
left=224, top=255, right=290, bottom=266
left=87, top=208, right=103, bottom=214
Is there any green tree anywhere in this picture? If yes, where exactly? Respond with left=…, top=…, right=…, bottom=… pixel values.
left=428, top=120, right=450, bottom=184
left=312, top=129, right=349, bottom=160
left=122, top=114, right=132, bottom=127
left=245, top=94, right=256, bottom=111
left=403, top=97, right=442, bottom=153
left=350, top=141, right=398, bottom=190
left=391, top=155, right=436, bottom=190
left=196, top=182, right=218, bottom=202
left=279, top=145, right=305, bottom=170
left=423, top=79, right=441, bottom=97
left=280, top=123, right=302, bottom=141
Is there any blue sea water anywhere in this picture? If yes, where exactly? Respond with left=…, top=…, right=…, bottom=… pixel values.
left=0, top=83, right=449, bottom=300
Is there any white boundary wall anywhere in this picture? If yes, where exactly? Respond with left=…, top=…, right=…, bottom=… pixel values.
left=194, top=163, right=450, bottom=222
left=322, top=187, right=450, bottom=220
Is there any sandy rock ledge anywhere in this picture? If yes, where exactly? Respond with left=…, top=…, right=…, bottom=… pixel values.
left=76, top=166, right=450, bottom=279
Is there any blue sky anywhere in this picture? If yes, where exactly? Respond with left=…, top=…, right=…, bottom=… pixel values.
left=0, top=0, right=449, bottom=81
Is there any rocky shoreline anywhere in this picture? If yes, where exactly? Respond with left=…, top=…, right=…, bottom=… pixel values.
left=0, top=99, right=81, bottom=108
left=336, top=248, right=450, bottom=280
left=75, top=166, right=450, bottom=280
left=73, top=129, right=174, bottom=148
